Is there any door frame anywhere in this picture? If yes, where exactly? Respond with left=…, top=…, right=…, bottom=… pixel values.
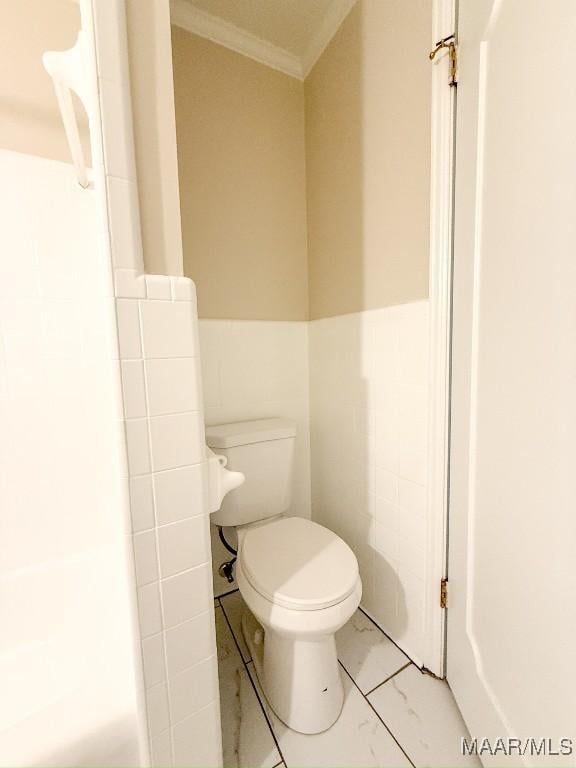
left=424, top=0, right=457, bottom=678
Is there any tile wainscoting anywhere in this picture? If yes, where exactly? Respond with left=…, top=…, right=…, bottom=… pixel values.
left=310, top=301, right=429, bottom=665
left=117, top=279, right=222, bottom=768
left=198, top=319, right=311, bottom=598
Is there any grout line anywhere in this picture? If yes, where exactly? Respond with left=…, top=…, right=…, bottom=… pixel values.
left=364, top=662, right=412, bottom=697
left=339, top=661, right=416, bottom=768
left=216, top=585, right=240, bottom=600
left=244, top=662, right=287, bottom=768
left=137, top=299, right=176, bottom=767
left=358, top=605, right=415, bottom=666
left=218, top=605, right=286, bottom=766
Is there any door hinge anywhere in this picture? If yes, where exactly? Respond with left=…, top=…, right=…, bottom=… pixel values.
left=429, top=34, right=458, bottom=87
left=440, top=578, right=448, bottom=609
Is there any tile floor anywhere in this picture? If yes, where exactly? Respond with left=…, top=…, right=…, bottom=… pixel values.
left=215, top=590, right=480, bottom=768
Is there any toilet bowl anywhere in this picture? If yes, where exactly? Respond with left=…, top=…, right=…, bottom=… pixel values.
left=236, top=516, right=361, bottom=734
left=206, top=418, right=362, bottom=734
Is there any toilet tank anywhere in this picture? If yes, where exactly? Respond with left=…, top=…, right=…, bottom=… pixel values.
left=206, top=418, right=296, bottom=527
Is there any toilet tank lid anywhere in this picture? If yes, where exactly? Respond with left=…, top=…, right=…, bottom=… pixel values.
left=206, top=418, right=296, bottom=449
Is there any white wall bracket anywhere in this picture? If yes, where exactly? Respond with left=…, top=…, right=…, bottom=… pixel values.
left=43, top=31, right=91, bottom=188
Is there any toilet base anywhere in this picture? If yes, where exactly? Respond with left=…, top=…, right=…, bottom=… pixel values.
left=242, top=609, right=344, bottom=735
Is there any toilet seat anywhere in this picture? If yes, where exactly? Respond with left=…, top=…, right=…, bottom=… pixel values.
left=240, top=517, right=358, bottom=611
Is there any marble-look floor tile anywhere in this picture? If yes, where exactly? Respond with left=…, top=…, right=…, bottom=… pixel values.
left=337, top=609, right=410, bottom=693
left=215, top=607, right=281, bottom=768
left=368, top=665, right=480, bottom=768
left=248, top=662, right=411, bottom=768
left=220, top=589, right=251, bottom=662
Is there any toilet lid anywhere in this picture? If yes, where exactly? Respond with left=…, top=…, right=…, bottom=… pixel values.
left=240, top=517, right=359, bottom=611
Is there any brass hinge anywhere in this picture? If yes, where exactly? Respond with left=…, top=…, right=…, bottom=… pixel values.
left=440, top=578, right=448, bottom=609
left=429, top=34, right=458, bottom=87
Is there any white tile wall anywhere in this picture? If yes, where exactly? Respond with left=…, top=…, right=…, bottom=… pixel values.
left=310, top=301, right=429, bottom=664
left=198, top=319, right=311, bottom=597
left=91, top=2, right=223, bottom=764
left=117, top=283, right=222, bottom=767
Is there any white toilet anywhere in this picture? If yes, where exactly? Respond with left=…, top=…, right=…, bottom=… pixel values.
left=206, top=418, right=362, bottom=735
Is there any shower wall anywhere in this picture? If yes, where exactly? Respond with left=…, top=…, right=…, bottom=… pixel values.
left=0, top=149, right=145, bottom=766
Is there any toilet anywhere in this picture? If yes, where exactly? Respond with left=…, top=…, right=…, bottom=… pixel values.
left=206, top=418, right=362, bottom=735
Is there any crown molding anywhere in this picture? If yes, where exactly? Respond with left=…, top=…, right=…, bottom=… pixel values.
left=301, top=0, right=358, bottom=78
left=170, top=0, right=303, bottom=79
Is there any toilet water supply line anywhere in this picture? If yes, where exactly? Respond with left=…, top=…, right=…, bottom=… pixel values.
left=218, top=527, right=237, bottom=584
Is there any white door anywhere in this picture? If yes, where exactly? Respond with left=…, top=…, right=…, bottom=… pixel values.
left=448, top=1, right=576, bottom=764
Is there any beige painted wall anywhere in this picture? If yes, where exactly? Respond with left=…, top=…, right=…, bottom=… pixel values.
left=126, top=0, right=183, bottom=276
left=305, top=0, right=432, bottom=319
left=172, top=28, right=309, bottom=321
left=0, top=0, right=89, bottom=162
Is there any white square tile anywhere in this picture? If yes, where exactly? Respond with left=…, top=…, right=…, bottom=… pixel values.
left=133, top=530, right=159, bottom=586
left=336, top=610, right=409, bottom=694
left=140, top=301, right=197, bottom=359
left=198, top=321, right=225, bottom=409
left=158, top=517, right=209, bottom=578
left=107, top=177, right=142, bottom=270
left=368, top=665, right=480, bottom=768
left=115, top=269, right=146, bottom=299
left=125, top=418, right=150, bottom=476
left=169, top=655, right=218, bottom=724
left=121, top=360, right=146, bottom=419
left=142, top=633, right=166, bottom=688
left=150, top=412, right=203, bottom=471
left=116, top=299, right=141, bottom=359
left=146, top=275, right=172, bottom=300
left=374, top=466, right=399, bottom=506
left=154, top=465, right=206, bottom=525
left=250, top=664, right=411, bottom=768
left=146, top=358, right=200, bottom=416
left=398, top=389, right=428, bottom=485
left=100, top=77, right=136, bottom=181
left=138, top=582, right=163, bottom=638
left=161, top=564, right=212, bottom=628
left=129, top=475, right=155, bottom=532
left=150, top=730, right=172, bottom=768
left=172, top=701, right=221, bottom=768
left=92, top=1, right=130, bottom=83
left=165, top=611, right=214, bottom=676
left=398, top=478, right=426, bottom=517
left=171, top=277, right=195, bottom=302
left=146, top=682, right=170, bottom=737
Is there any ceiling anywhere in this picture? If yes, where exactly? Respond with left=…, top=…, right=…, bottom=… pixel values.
left=181, top=0, right=336, bottom=58
left=171, top=0, right=357, bottom=79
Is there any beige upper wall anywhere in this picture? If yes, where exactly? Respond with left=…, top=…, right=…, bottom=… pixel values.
left=126, top=0, right=183, bottom=277
left=0, top=0, right=89, bottom=163
left=172, top=28, right=309, bottom=321
left=305, top=0, right=432, bottom=319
